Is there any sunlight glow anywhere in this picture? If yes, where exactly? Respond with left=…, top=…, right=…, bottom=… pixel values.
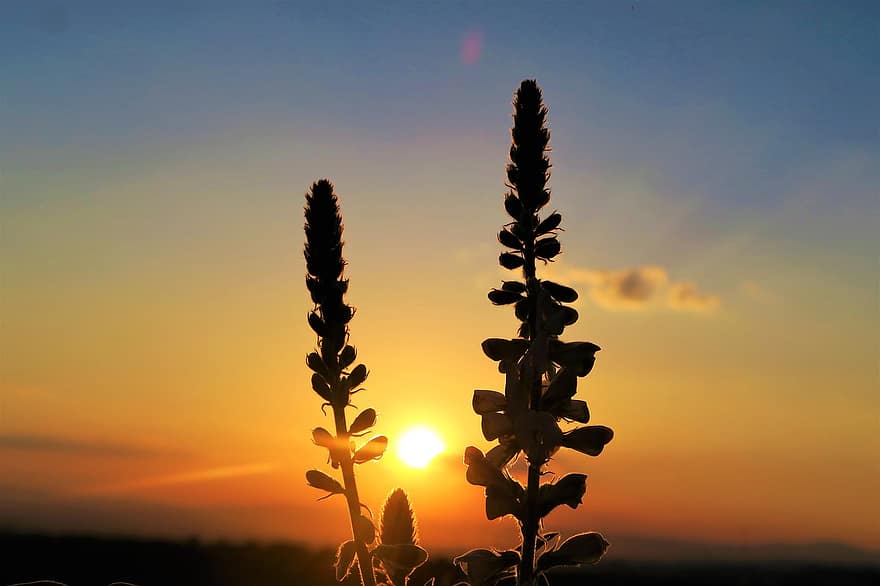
left=397, top=426, right=444, bottom=469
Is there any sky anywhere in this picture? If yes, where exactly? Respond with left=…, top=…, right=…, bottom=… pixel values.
left=1, top=0, right=879, bottom=555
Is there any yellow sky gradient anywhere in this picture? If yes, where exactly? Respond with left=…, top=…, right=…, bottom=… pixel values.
left=2, top=146, right=878, bottom=554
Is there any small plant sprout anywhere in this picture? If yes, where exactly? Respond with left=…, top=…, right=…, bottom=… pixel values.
left=459, top=81, right=614, bottom=586
left=302, top=180, right=427, bottom=586
left=374, top=489, right=429, bottom=586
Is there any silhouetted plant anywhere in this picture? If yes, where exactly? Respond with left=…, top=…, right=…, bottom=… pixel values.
left=457, top=81, right=613, bottom=586
left=373, top=489, right=429, bottom=586
left=303, top=180, right=427, bottom=586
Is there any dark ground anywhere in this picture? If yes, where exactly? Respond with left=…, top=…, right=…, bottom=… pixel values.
left=2, top=533, right=879, bottom=586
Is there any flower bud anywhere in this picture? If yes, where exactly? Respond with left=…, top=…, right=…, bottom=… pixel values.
left=348, top=364, right=368, bottom=388
left=536, top=212, right=562, bottom=235
left=305, top=469, right=344, bottom=496
left=541, top=280, right=578, bottom=302
left=534, top=236, right=561, bottom=260
left=498, top=229, right=522, bottom=250
left=499, top=252, right=525, bottom=270
left=561, top=425, right=613, bottom=457
left=349, top=408, right=377, bottom=435
left=339, top=344, right=356, bottom=369
left=504, top=193, right=523, bottom=219
left=353, top=435, right=388, bottom=463
left=501, top=280, right=527, bottom=293
left=488, top=289, right=523, bottom=305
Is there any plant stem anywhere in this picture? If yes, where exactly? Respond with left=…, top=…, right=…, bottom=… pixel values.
left=518, top=462, right=541, bottom=586
left=333, top=406, right=376, bottom=586
left=517, top=234, right=542, bottom=586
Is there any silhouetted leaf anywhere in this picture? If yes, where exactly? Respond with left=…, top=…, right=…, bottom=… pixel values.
left=481, top=412, right=514, bottom=441
left=355, top=514, right=376, bottom=544
left=499, top=252, right=525, bottom=270
left=536, top=532, right=609, bottom=571
left=561, top=426, right=613, bottom=457
left=454, top=549, right=520, bottom=586
left=339, top=345, right=357, bottom=369
left=534, top=237, right=561, bottom=260
left=481, top=338, right=528, bottom=362
left=335, top=540, right=357, bottom=581
left=536, top=532, right=561, bottom=555
left=488, top=289, right=523, bottom=305
left=348, top=364, right=368, bottom=388
left=464, top=446, right=507, bottom=488
left=536, top=212, right=562, bottom=236
left=353, top=435, right=387, bottom=463
left=349, top=408, right=377, bottom=435
left=538, top=473, right=587, bottom=518
left=305, top=469, right=344, bottom=497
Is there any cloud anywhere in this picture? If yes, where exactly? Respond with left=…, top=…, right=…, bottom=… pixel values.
left=0, top=434, right=167, bottom=458
left=570, top=266, right=669, bottom=309
left=667, top=281, right=721, bottom=312
left=549, top=265, right=720, bottom=314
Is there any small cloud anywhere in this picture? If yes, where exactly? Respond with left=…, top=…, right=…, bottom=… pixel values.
left=0, top=433, right=167, bottom=458
left=667, top=281, right=720, bottom=313
left=549, top=264, right=720, bottom=314
left=460, top=29, right=483, bottom=65
left=574, top=266, right=669, bottom=310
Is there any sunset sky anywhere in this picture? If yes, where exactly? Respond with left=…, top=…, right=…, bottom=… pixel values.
left=2, top=1, right=878, bottom=555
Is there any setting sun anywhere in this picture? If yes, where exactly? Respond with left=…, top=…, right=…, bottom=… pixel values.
left=397, top=426, right=444, bottom=469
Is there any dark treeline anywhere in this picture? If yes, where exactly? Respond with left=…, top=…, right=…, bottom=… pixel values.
left=2, top=533, right=879, bottom=586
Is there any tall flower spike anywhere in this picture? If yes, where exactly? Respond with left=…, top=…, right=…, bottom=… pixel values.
left=305, top=179, right=353, bottom=387
left=507, top=79, right=551, bottom=214
left=303, top=179, right=378, bottom=586
left=462, top=81, right=613, bottom=586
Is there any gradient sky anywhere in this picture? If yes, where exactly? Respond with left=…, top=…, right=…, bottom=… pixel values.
left=2, top=1, right=878, bottom=554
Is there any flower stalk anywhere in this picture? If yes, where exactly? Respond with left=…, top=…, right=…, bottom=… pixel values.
left=302, top=180, right=428, bottom=586
left=460, top=81, right=614, bottom=586
left=303, top=179, right=377, bottom=586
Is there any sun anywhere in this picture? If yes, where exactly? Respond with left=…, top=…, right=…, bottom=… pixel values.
left=397, top=426, right=444, bottom=469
